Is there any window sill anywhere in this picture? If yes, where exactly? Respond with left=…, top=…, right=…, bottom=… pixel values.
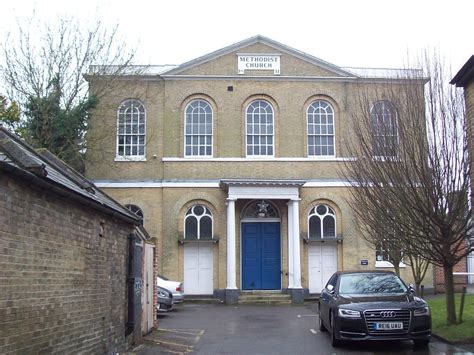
left=178, top=238, right=219, bottom=245
left=115, top=156, right=147, bottom=162
left=302, top=237, right=343, bottom=243
left=375, top=261, right=406, bottom=268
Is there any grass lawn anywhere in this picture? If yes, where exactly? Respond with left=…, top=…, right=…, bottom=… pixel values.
left=427, top=294, right=474, bottom=343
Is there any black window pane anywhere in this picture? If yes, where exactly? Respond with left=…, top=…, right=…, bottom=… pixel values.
left=323, top=216, right=336, bottom=237
left=200, top=216, right=212, bottom=239
left=309, top=216, right=321, bottom=239
left=185, top=217, right=198, bottom=239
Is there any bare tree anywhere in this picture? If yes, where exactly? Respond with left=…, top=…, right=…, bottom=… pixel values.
left=341, top=52, right=472, bottom=325
left=0, top=16, right=137, bottom=171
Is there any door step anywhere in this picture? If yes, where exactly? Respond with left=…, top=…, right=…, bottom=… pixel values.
left=239, top=292, right=292, bottom=305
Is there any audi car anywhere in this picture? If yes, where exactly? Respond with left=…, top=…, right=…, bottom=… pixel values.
left=318, top=271, right=431, bottom=348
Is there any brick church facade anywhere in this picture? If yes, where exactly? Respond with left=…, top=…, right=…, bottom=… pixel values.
left=85, top=35, right=434, bottom=303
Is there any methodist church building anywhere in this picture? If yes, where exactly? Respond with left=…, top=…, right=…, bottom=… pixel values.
left=85, top=35, right=434, bottom=303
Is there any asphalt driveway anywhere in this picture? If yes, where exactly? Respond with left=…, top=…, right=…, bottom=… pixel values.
left=134, top=302, right=474, bottom=354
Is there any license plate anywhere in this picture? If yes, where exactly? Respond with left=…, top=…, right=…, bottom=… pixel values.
left=375, top=322, right=403, bottom=330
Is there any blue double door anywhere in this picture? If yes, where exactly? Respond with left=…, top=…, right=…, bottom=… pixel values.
left=242, top=222, right=281, bottom=290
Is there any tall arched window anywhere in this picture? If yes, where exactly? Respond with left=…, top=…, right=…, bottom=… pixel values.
left=117, top=99, right=146, bottom=158
left=246, top=100, right=274, bottom=157
left=185, top=99, right=213, bottom=157
left=308, top=204, right=336, bottom=239
left=370, top=100, right=398, bottom=157
left=307, top=100, right=335, bottom=156
left=184, top=205, right=213, bottom=240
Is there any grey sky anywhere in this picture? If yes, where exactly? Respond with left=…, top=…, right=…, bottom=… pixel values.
left=1, top=0, right=473, bottom=72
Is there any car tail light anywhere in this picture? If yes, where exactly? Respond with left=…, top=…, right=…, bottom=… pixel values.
left=176, top=284, right=182, bottom=292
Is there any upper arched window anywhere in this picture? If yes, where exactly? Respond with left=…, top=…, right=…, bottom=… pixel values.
left=125, top=204, right=144, bottom=225
left=370, top=101, right=398, bottom=157
left=246, top=100, right=274, bottom=157
left=308, top=204, right=336, bottom=239
left=117, top=99, right=146, bottom=158
left=184, top=205, right=213, bottom=240
left=185, top=99, right=213, bottom=157
left=307, top=100, right=335, bottom=157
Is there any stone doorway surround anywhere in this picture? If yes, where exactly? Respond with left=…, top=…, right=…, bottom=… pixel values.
left=220, top=179, right=306, bottom=304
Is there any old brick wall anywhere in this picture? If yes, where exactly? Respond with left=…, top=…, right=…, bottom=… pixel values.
left=434, top=261, right=467, bottom=293
left=0, top=174, right=133, bottom=354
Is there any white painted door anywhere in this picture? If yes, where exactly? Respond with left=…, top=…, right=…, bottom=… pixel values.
left=308, top=243, right=337, bottom=293
left=184, top=243, right=213, bottom=295
left=141, top=243, right=154, bottom=334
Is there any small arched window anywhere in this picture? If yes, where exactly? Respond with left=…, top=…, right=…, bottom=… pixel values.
left=307, top=100, right=335, bottom=157
left=246, top=100, right=274, bottom=157
left=184, top=205, right=213, bottom=240
left=185, top=99, right=213, bottom=157
left=242, top=200, right=279, bottom=219
left=125, top=204, right=144, bottom=225
left=370, top=101, right=398, bottom=157
left=308, top=204, right=336, bottom=239
left=117, top=99, right=146, bottom=158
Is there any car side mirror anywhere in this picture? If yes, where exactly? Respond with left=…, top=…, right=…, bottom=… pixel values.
left=408, top=284, right=415, bottom=293
left=327, top=284, right=335, bottom=294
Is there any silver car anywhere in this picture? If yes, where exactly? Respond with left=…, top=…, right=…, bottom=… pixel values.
left=157, top=286, right=174, bottom=312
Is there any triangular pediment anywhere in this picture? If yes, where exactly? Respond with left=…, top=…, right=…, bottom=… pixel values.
left=163, top=35, right=355, bottom=78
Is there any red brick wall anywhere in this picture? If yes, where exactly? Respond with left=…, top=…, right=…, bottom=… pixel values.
left=0, top=173, right=134, bottom=354
left=434, top=258, right=468, bottom=293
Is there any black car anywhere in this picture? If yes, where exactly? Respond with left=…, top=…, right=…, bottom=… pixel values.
left=318, top=271, right=431, bottom=348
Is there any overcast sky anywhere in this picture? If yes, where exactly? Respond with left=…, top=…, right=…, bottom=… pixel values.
left=1, top=0, right=473, bottom=73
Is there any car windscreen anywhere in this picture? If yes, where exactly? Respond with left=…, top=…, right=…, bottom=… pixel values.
left=338, top=273, right=407, bottom=295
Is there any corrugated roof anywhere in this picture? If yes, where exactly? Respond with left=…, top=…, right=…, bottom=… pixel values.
left=342, top=67, right=424, bottom=79
left=0, top=126, right=140, bottom=225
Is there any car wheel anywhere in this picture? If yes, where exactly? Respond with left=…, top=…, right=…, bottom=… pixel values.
left=330, top=312, right=341, bottom=348
left=413, top=339, right=429, bottom=348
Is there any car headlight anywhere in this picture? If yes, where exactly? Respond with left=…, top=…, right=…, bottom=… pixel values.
left=414, top=307, right=430, bottom=316
left=158, top=290, right=167, bottom=297
left=338, top=308, right=361, bottom=318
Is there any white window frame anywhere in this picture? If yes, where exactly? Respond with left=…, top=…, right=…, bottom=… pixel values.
left=245, top=100, right=274, bottom=158
left=307, top=100, right=335, bottom=157
left=184, top=205, right=214, bottom=240
left=308, top=204, right=336, bottom=239
left=116, top=99, right=146, bottom=161
left=184, top=99, right=213, bottom=158
left=370, top=100, right=398, bottom=159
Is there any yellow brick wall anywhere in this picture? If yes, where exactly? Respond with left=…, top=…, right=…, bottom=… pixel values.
left=86, top=41, right=433, bottom=292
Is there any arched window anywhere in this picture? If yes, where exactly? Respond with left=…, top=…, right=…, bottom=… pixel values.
left=125, top=204, right=144, bottom=225
left=184, top=205, right=213, bottom=240
left=185, top=99, right=213, bottom=157
left=117, top=99, right=146, bottom=158
left=307, top=100, right=335, bottom=156
left=308, top=204, right=336, bottom=239
left=242, top=200, right=279, bottom=219
left=246, top=100, right=274, bottom=157
left=370, top=101, right=398, bottom=157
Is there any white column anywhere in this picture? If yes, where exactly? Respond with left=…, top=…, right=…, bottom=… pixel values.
left=287, top=201, right=294, bottom=289
left=226, top=198, right=237, bottom=290
left=291, top=199, right=302, bottom=289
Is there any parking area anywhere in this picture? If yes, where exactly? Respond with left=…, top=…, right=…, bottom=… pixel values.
left=133, top=302, right=474, bottom=354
